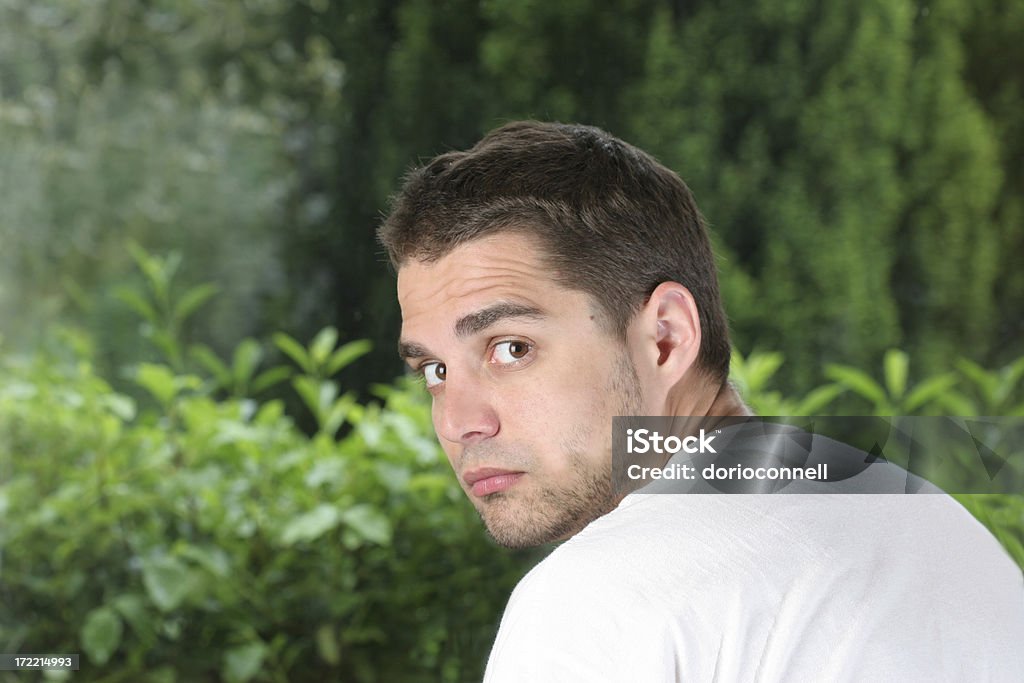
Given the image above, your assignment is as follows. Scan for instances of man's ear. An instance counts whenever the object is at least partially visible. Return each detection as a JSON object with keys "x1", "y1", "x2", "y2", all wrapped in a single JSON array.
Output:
[{"x1": 629, "y1": 282, "x2": 702, "y2": 386}]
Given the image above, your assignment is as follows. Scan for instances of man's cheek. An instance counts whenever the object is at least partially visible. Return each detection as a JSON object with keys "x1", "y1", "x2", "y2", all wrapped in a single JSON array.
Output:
[
  {"x1": 440, "y1": 444, "x2": 460, "y2": 470},
  {"x1": 430, "y1": 408, "x2": 451, "y2": 447}
]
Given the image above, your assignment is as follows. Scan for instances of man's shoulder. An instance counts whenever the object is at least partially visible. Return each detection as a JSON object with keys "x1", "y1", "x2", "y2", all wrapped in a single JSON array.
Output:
[
  {"x1": 505, "y1": 494, "x2": 810, "y2": 611},
  {"x1": 486, "y1": 493, "x2": 1024, "y2": 682},
  {"x1": 514, "y1": 491, "x2": 1021, "y2": 603}
]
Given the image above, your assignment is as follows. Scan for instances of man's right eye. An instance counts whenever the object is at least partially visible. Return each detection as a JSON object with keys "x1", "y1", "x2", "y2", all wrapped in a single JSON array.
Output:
[{"x1": 421, "y1": 362, "x2": 446, "y2": 388}]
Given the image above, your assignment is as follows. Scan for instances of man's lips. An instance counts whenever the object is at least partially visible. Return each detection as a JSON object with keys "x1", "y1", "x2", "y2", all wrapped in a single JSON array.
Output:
[{"x1": 462, "y1": 467, "x2": 526, "y2": 497}]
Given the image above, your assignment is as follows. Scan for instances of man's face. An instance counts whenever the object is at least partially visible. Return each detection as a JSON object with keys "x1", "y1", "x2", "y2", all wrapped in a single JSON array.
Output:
[{"x1": 397, "y1": 232, "x2": 643, "y2": 548}]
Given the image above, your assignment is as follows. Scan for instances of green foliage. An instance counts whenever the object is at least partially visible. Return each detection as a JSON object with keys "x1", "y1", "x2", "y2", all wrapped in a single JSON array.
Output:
[
  {"x1": 952, "y1": 357, "x2": 1024, "y2": 416},
  {"x1": 732, "y1": 347, "x2": 1024, "y2": 502},
  {"x1": 631, "y1": 0, "x2": 1016, "y2": 391},
  {"x1": 729, "y1": 349, "x2": 844, "y2": 415},
  {"x1": 0, "y1": 1, "x2": 290, "y2": 374},
  {"x1": 3, "y1": 0, "x2": 1021, "y2": 399},
  {"x1": 824, "y1": 349, "x2": 962, "y2": 415},
  {"x1": 82, "y1": 606, "x2": 124, "y2": 666},
  {"x1": 274, "y1": 328, "x2": 372, "y2": 437},
  {"x1": 112, "y1": 243, "x2": 219, "y2": 372},
  {"x1": 191, "y1": 340, "x2": 292, "y2": 400},
  {"x1": 0, "y1": 335, "x2": 530, "y2": 683}
]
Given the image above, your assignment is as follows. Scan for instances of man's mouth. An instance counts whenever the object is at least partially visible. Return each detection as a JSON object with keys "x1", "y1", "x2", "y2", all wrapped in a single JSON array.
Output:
[{"x1": 461, "y1": 467, "x2": 526, "y2": 497}]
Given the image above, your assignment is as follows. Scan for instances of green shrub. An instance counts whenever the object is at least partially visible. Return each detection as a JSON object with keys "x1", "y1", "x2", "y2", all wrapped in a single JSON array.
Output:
[{"x1": 0, "y1": 335, "x2": 533, "y2": 682}]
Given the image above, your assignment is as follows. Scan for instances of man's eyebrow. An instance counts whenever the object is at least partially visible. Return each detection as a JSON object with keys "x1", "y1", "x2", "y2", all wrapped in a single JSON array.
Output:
[
  {"x1": 398, "y1": 340, "x2": 432, "y2": 362},
  {"x1": 397, "y1": 302, "x2": 546, "y2": 362},
  {"x1": 454, "y1": 302, "x2": 546, "y2": 338}
]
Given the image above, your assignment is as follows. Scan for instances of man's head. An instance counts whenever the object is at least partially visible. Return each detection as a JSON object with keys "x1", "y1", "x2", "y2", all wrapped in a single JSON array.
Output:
[
  {"x1": 379, "y1": 121, "x2": 730, "y2": 378},
  {"x1": 380, "y1": 121, "x2": 733, "y2": 547}
]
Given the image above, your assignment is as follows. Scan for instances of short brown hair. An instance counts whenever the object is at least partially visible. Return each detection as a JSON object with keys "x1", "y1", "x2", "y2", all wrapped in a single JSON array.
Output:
[{"x1": 378, "y1": 121, "x2": 732, "y2": 381}]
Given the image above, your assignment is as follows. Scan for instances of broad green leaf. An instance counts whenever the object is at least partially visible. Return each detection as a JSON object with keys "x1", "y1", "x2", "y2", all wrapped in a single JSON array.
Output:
[
  {"x1": 231, "y1": 339, "x2": 263, "y2": 386},
  {"x1": 325, "y1": 339, "x2": 372, "y2": 376},
  {"x1": 81, "y1": 606, "x2": 123, "y2": 665},
  {"x1": 280, "y1": 504, "x2": 341, "y2": 545},
  {"x1": 178, "y1": 544, "x2": 231, "y2": 578},
  {"x1": 100, "y1": 394, "x2": 137, "y2": 421},
  {"x1": 251, "y1": 366, "x2": 291, "y2": 394},
  {"x1": 825, "y1": 364, "x2": 888, "y2": 408},
  {"x1": 256, "y1": 399, "x2": 285, "y2": 424},
  {"x1": 150, "y1": 329, "x2": 183, "y2": 367},
  {"x1": 191, "y1": 344, "x2": 232, "y2": 387},
  {"x1": 346, "y1": 402, "x2": 366, "y2": 425},
  {"x1": 161, "y1": 618, "x2": 183, "y2": 641},
  {"x1": 126, "y1": 240, "x2": 150, "y2": 267},
  {"x1": 903, "y1": 373, "x2": 959, "y2": 413},
  {"x1": 883, "y1": 349, "x2": 909, "y2": 400},
  {"x1": 745, "y1": 351, "x2": 785, "y2": 392},
  {"x1": 127, "y1": 242, "x2": 162, "y2": 289},
  {"x1": 305, "y1": 457, "x2": 348, "y2": 488},
  {"x1": 173, "y1": 283, "x2": 219, "y2": 324},
  {"x1": 318, "y1": 381, "x2": 340, "y2": 414},
  {"x1": 956, "y1": 358, "x2": 997, "y2": 403},
  {"x1": 273, "y1": 332, "x2": 312, "y2": 374},
  {"x1": 728, "y1": 348, "x2": 750, "y2": 392},
  {"x1": 375, "y1": 462, "x2": 413, "y2": 494},
  {"x1": 135, "y1": 364, "x2": 178, "y2": 406},
  {"x1": 316, "y1": 624, "x2": 340, "y2": 666},
  {"x1": 934, "y1": 391, "x2": 977, "y2": 416},
  {"x1": 310, "y1": 326, "x2": 339, "y2": 366},
  {"x1": 995, "y1": 356, "x2": 1024, "y2": 406},
  {"x1": 162, "y1": 251, "x2": 184, "y2": 287},
  {"x1": 794, "y1": 384, "x2": 844, "y2": 415},
  {"x1": 321, "y1": 392, "x2": 356, "y2": 437},
  {"x1": 369, "y1": 382, "x2": 397, "y2": 401},
  {"x1": 340, "y1": 504, "x2": 392, "y2": 546},
  {"x1": 223, "y1": 641, "x2": 266, "y2": 683},
  {"x1": 141, "y1": 556, "x2": 193, "y2": 612},
  {"x1": 292, "y1": 376, "x2": 323, "y2": 421},
  {"x1": 111, "y1": 594, "x2": 152, "y2": 640},
  {"x1": 1004, "y1": 356, "x2": 1024, "y2": 385},
  {"x1": 113, "y1": 286, "x2": 158, "y2": 324}
]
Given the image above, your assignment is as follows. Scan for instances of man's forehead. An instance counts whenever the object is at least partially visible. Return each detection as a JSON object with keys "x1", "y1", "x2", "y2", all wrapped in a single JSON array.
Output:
[{"x1": 396, "y1": 233, "x2": 558, "y2": 313}]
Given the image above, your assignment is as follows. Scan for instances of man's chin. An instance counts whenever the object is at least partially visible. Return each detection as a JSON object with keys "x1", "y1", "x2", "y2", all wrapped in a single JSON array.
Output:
[
  {"x1": 483, "y1": 523, "x2": 562, "y2": 550},
  {"x1": 477, "y1": 499, "x2": 593, "y2": 549}
]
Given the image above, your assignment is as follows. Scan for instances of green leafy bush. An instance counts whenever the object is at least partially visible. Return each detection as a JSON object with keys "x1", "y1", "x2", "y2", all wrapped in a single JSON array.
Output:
[{"x1": 0, "y1": 334, "x2": 533, "y2": 682}]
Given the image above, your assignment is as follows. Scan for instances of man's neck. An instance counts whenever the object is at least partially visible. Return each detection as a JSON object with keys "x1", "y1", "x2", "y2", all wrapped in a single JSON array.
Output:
[{"x1": 665, "y1": 375, "x2": 753, "y2": 420}]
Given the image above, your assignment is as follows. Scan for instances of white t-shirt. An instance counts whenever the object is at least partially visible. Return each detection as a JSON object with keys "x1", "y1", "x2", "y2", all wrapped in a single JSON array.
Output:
[{"x1": 483, "y1": 494, "x2": 1024, "y2": 682}]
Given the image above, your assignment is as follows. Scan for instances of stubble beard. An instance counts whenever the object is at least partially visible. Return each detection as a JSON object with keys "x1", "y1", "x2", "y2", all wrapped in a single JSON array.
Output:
[{"x1": 472, "y1": 353, "x2": 643, "y2": 549}]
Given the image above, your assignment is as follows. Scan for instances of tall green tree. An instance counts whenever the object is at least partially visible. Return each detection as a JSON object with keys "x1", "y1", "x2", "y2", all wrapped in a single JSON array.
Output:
[
  {"x1": 962, "y1": 0, "x2": 1024, "y2": 361},
  {"x1": 2, "y1": 0, "x2": 1019, "y2": 398},
  {"x1": 629, "y1": 0, "x2": 1009, "y2": 392}
]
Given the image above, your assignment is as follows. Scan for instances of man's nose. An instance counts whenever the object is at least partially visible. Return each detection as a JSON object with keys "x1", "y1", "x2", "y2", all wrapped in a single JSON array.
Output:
[{"x1": 434, "y1": 378, "x2": 499, "y2": 446}]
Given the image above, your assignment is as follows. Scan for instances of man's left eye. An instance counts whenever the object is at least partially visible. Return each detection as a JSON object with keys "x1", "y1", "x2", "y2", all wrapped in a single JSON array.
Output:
[{"x1": 490, "y1": 340, "x2": 532, "y2": 364}]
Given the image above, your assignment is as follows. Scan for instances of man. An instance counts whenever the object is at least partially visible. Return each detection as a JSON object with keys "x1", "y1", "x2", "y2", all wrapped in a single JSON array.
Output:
[{"x1": 378, "y1": 121, "x2": 1024, "y2": 681}]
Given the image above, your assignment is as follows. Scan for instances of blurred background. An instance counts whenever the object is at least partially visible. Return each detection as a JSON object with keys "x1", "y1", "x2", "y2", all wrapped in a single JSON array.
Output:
[{"x1": 1, "y1": 1, "x2": 1022, "y2": 681}]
